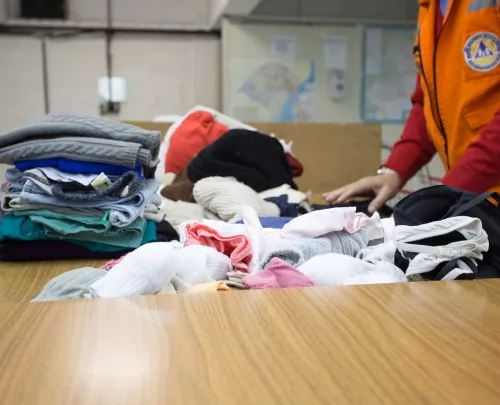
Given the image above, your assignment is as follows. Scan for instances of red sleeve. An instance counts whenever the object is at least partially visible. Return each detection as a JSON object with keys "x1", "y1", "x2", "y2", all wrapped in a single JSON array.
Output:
[
  {"x1": 384, "y1": 74, "x2": 436, "y2": 184},
  {"x1": 442, "y1": 111, "x2": 500, "y2": 193}
]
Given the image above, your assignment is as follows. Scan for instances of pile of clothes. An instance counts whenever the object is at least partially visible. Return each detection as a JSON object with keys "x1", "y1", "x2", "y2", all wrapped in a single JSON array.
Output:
[
  {"x1": 0, "y1": 113, "x2": 179, "y2": 261},
  {"x1": 32, "y1": 186, "x2": 496, "y2": 301},
  {"x1": 156, "y1": 106, "x2": 308, "y2": 226},
  {"x1": 20, "y1": 107, "x2": 500, "y2": 301}
]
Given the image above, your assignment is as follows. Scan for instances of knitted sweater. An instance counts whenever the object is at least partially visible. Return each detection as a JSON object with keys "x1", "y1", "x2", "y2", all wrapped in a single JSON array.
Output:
[
  {"x1": 188, "y1": 129, "x2": 297, "y2": 192},
  {"x1": 0, "y1": 113, "x2": 161, "y2": 159},
  {"x1": 0, "y1": 137, "x2": 153, "y2": 168}
]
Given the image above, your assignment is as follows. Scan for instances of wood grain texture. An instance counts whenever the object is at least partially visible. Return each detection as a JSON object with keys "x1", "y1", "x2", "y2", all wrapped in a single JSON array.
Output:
[
  {"x1": 1, "y1": 280, "x2": 500, "y2": 404},
  {"x1": 0, "y1": 260, "x2": 105, "y2": 302}
]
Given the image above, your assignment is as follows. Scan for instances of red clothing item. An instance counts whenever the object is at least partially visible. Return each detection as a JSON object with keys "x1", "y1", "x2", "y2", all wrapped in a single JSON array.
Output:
[
  {"x1": 385, "y1": 4, "x2": 500, "y2": 193},
  {"x1": 165, "y1": 111, "x2": 229, "y2": 174},
  {"x1": 184, "y1": 223, "x2": 252, "y2": 272}
]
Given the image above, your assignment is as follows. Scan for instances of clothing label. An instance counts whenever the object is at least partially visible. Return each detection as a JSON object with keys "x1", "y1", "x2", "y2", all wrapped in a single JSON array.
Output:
[
  {"x1": 91, "y1": 172, "x2": 112, "y2": 190},
  {"x1": 464, "y1": 32, "x2": 500, "y2": 72}
]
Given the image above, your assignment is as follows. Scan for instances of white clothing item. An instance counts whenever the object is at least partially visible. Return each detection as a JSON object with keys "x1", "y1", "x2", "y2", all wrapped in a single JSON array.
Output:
[
  {"x1": 183, "y1": 208, "x2": 274, "y2": 273},
  {"x1": 357, "y1": 241, "x2": 397, "y2": 265},
  {"x1": 242, "y1": 205, "x2": 269, "y2": 273},
  {"x1": 160, "y1": 172, "x2": 176, "y2": 188},
  {"x1": 171, "y1": 245, "x2": 232, "y2": 286},
  {"x1": 281, "y1": 207, "x2": 384, "y2": 242},
  {"x1": 160, "y1": 198, "x2": 208, "y2": 227},
  {"x1": 153, "y1": 115, "x2": 182, "y2": 122},
  {"x1": 239, "y1": 206, "x2": 369, "y2": 273},
  {"x1": 29, "y1": 167, "x2": 98, "y2": 186},
  {"x1": 143, "y1": 203, "x2": 166, "y2": 222},
  {"x1": 259, "y1": 184, "x2": 307, "y2": 204},
  {"x1": 343, "y1": 263, "x2": 408, "y2": 286},
  {"x1": 193, "y1": 177, "x2": 280, "y2": 222},
  {"x1": 90, "y1": 242, "x2": 182, "y2": 298},
  {"x1": 381, "y1": 217, "x2": 396, "y2": 242},
  {"x1": 297, "y1": 253, "x2": 407, "y2": 286},
  {"x1": 395, "y1": 216, "x2": 489, "y2": 280}
]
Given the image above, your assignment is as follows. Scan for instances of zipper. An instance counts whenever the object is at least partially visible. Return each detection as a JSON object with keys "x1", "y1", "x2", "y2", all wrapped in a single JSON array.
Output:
[
  {"x1": 432, "y1": 30, "x2": 450, "y2": 169},
  {"x1": 417, "y1": 33, "x2": 450, "y2": 170}
]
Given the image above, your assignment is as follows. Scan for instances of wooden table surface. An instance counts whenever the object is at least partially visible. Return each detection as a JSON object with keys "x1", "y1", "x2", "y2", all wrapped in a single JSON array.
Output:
[
  {"x1": 0, "y1": 259, "x2": 106, "y2": 302},
  {"x1": 1, "y1": 280, "x2": 500, "y2": 404}
]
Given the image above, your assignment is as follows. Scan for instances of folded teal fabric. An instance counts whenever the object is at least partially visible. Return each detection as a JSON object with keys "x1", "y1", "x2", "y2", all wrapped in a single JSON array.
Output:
[
  {"x1": 13, "y1": 209, "x2": 112, "y2": 232},
  {"x1": 0, "y1": 214, "x2": 156, "y2": 251}
]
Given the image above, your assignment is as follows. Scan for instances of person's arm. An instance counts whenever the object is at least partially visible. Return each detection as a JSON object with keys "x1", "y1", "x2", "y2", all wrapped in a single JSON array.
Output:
[
  {"x1": 384, "y1": 73, "x2": 436, "y2": 183},
  {"x1": 442, "y1": 111, "x2": 500, "y2": 193},
  {"x1": 323, "y1": 74, "x2": 435, "y2": 212}
]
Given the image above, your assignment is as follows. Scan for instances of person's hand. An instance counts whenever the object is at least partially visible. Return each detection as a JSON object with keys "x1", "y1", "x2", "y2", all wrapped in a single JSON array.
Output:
[{"x1": 322, "y1": 172, "x2": 403, "y2": 213}]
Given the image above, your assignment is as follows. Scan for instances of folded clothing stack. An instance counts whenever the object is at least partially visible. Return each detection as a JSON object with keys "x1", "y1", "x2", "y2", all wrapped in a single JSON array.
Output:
[{"x1": 0, "y1": 113, "x2": 178, "y2": 261}]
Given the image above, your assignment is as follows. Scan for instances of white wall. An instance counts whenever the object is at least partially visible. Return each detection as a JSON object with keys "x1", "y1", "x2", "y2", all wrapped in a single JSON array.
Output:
[
  {"x1": 68, "y1": 0, "x2": 211, "y2": 28},
  {"x1": 0, "y1": 33, "x2": 220, "y2": 132},
  {"x1": 0, "y1": 0, "x2": 6, "y2": 22},
  {"x1": 252, "y1": 0, "x2": 418, "y2": 22},
  {"x1": 0, "y1": 36, "x2": 45, "y2": 131}
]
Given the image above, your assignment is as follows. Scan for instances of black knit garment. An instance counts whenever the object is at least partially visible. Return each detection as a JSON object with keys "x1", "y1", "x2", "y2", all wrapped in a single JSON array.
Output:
[{"x1": 187, "y1": 129, "x2": 297, "y2": 192}]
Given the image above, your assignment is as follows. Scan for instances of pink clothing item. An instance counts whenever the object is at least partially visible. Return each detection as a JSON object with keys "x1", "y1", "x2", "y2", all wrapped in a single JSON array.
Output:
[
  {"x1": 184, "y1": 223, "x2": 252, "y2": 272},
  {"x1": 242, "y1": 258, "x2": 316, "y2": 289},
  {"x1": 100, "y1": 256, "x2": 125, "y2": 270},
  {"x1": 280, "y1": 207, "x2": 381, "y2": 239}
]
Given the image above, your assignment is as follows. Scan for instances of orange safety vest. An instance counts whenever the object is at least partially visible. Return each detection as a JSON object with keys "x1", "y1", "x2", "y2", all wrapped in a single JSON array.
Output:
[{"x1": 414, "y1": 0, "x2": 500, "y2": 193}]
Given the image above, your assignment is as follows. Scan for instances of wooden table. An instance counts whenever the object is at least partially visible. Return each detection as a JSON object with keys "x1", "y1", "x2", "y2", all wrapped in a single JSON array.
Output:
[
  {"x1": 0, "y1": 259, "x2": 106, "y2": 302},
  {"x1": 1, "y1": 280, "x2": 500, "y2": 404}
]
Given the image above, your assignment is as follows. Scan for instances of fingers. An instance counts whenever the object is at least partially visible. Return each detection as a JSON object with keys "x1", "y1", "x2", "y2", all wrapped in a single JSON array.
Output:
[
  {"x1": 323, "y1": 178, "x2": 374, "y2": 203},
  {"x1": 323, "y1": 185, "x2": 363, "y2": 204},
  {"x1": 335, "y1": 187, "x2": 360, "y2": 204},
  {"x1": 368, "y1": 185, "x2": 394, "y2": 213},
  {"x1": 323, "y1": 187, "x2": 346, "y2": 202}
]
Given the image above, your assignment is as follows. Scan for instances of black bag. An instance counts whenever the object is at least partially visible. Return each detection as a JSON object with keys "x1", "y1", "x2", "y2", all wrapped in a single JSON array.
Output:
[{"x1": 393, "y1": 185, "x2": 500, "y2": 280}]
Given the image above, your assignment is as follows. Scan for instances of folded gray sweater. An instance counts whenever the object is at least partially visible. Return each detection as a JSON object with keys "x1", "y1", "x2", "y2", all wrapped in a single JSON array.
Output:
[
  {"x1": 0, "y1": 113, "x2": 161, "y2": 159},
  {"x1": 0, "y1": 137, "x2": 153, "y2": 168}
]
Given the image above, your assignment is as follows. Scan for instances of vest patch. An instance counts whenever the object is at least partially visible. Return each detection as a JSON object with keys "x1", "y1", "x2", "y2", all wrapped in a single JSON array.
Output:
[{"x1": 464, "y1": 32, "x2": 500, "y2": 72}]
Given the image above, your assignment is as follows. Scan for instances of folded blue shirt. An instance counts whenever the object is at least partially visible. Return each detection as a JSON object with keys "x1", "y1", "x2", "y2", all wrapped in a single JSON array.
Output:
[{"x1": 15, "y1": 158, "x2": 143, "y2": 178}]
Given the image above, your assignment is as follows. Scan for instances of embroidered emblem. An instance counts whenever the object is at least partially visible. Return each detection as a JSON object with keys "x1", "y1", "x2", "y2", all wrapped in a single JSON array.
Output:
[{"x1": 464, "y1": 32, "x2": 500, "y2": 72}]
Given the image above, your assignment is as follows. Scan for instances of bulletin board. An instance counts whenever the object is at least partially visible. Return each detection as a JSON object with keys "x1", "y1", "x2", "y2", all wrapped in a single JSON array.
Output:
[
  {"x1": 221, "y1": 19, "x2": 363, "y2": 123},
  {"x1": 361, "y1": 26, "x2": 417, "y2": 123}
]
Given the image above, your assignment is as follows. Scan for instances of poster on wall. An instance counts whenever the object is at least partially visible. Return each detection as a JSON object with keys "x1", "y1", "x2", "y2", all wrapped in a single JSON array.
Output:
[
  {"x1": 271, "y1": 36, "x2": 296, "y2": 61},
  {"x1": 361, "y1": 27, "x2": 415, "y2": 123},
  {"x1": 323, "y1": 35, "x2": 348, "y2": 70},
  {"x1": 228, "y1": 59, "x2": 317, "y2": 122}
]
